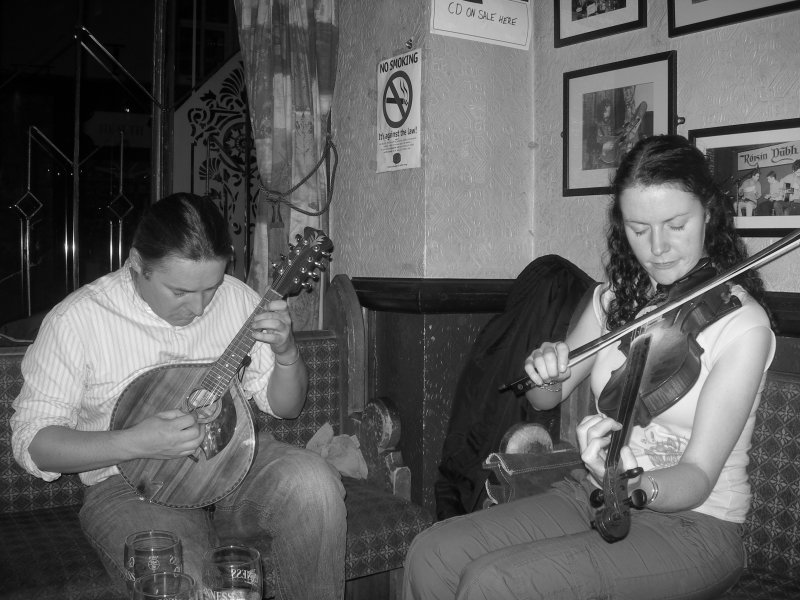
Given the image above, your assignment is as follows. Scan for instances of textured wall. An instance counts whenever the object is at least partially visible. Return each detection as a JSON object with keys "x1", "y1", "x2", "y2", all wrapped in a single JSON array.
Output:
[
  {"x1": 533, "y1": 1, "x2": 800, "y2": 290},
  {"x1": 331, "y1": 0, "x2": 533, "y2": 279},
  {"x1": 332, "y1": 1, "x2": 799, "y2": 288}
]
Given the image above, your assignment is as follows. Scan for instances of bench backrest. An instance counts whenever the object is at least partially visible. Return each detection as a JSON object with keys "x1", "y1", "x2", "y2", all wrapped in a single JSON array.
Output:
[{"x1": 744, "y1": 369, "x2": 800, "y2": 578}]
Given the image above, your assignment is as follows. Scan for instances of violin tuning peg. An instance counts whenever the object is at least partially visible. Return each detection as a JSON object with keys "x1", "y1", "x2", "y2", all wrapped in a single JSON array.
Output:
[
  {"x1": 629, "y1": 489, "x2": 647, "y2": 510},
  {"x1": 589, "y1": 488, "x2": 605, "y2": 508},
  {"x1": 622, "y1": 467, "x2": 643, "y2": 480}
]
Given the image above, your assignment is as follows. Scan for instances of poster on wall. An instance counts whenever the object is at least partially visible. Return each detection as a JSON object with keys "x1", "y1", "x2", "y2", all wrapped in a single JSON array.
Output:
[
  {"x1": 376, "y1": 49, "x2": 422, "y2": 173},
  {"x1": 668, "y1": 0, "x2": 800, "y2": 37},
  {"x1": 430, "y1": 0, "x2": 532, "y2": 50},
  {"x1": 563, "y1": 52, "x2": 676, "y2": 196},
  {"x1": 689, "y1": 119, "x2": 800, "y2": 235}
]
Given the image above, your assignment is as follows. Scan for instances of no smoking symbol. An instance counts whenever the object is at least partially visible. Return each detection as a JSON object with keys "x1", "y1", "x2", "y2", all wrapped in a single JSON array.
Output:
[{"x1": 383, "y1": 71, "x2": 413, "y2": 129}]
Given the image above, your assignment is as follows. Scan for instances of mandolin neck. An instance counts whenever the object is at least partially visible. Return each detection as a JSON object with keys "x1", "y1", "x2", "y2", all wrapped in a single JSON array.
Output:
[{"x1": 200, "y1": 287, "x2": 284, "y2": 396}]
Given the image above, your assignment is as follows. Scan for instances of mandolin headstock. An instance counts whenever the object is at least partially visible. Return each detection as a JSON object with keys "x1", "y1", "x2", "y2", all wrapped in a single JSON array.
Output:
[{"x1": 270, "y1": 227, "x2": 333, "y2": 298}]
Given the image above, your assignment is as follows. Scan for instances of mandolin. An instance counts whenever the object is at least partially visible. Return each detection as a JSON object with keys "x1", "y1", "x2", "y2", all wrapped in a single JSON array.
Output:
[{"x1": 110, "y1": 228, "x2": 333, "y2": 508}]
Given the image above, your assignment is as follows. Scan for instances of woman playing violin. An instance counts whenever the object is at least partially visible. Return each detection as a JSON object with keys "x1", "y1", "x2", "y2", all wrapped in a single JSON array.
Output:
[{"x1": 402, "y1": 134, "x2": 775, "y2": 599}]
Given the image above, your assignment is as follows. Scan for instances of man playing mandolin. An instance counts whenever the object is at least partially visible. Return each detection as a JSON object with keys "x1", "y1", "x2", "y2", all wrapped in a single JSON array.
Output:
[
  {"x1": 403, "y1": 135, "x2": 775, "y2": 599},
  {"x1": 11, "y1": 193, "x2": 346, "y2": 599}
]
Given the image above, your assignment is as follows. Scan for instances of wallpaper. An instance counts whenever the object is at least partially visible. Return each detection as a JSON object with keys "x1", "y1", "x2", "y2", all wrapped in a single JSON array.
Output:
[
  {"x1": 534, "y1": 1, "x2": 800, "y2": 291},
  {"x1": 332, "y1": 0, "x2": 533, "y2": 279},
  {"x1": 332, "y1": 0, "x2": 800, "y2": 289}
]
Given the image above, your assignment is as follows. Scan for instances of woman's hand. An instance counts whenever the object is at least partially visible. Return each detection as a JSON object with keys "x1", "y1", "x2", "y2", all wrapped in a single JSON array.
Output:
[
  {"x1": 523, "y1": 341, "x2": 571, "y2": 387},
  {"x1": 576, "y1": 413, "x2": 638, "y2": 485}
]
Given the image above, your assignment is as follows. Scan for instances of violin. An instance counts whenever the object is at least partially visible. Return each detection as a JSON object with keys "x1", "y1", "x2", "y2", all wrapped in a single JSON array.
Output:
[
  {"x1": 497, "y1": 228, "x2": 800, "y2": 542},
  {"x1": 589, "y1": 261, "x2": 740, "y2": 543},
  {"x1": 596, "y1": 260, "x2": 740, "y2": 428}
]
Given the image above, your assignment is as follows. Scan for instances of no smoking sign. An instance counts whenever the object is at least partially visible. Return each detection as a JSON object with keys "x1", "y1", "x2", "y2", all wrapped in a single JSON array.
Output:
[{"x1": 376, "y1": 49, "x2": 421, "y2": 172}]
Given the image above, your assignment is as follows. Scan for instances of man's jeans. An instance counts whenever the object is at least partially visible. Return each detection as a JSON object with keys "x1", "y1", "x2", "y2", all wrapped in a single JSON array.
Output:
[{"x1": 80, "y1": 432, "x2": 347, "y2": 600}]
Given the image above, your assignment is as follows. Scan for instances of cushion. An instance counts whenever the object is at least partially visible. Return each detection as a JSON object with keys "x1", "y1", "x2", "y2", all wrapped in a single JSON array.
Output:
[
  {"x1": 0, "y1": 347, "x2": 87, "y2": 513},
  {"x1": 222, "y1": 477, "x2": 434, "y2": 596},
  {"x1": 0, "y1": 505, "x2": 120, "y2": 600},
  {"x1": 722, "y1": 569, "x2": 800, "y2": 599},
  {"x1": 0, "y1": 479, "x2": 433, "y2": 600},
  {"x1": 339, "y1": 477, "x2": 432, "y2": 579},
  {"x1": 742, "y1": 371, "x2": 800, "y2": 580}
]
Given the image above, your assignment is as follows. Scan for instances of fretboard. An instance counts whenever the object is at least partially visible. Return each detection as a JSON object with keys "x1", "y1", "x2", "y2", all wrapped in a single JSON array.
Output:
[{"x1": 201, "y1": 287, "x2": 283, "y2": 395}]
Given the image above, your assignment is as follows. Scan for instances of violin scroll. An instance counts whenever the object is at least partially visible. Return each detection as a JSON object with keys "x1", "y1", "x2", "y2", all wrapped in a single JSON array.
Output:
[{"x1": 589, "y1": 466, "x2": 646, "y2": 543}]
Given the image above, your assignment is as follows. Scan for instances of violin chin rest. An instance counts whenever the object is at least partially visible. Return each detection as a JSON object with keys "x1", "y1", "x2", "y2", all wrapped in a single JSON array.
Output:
[{"x1": 500, "y1": 422, "x2": 554, "y2": 454}]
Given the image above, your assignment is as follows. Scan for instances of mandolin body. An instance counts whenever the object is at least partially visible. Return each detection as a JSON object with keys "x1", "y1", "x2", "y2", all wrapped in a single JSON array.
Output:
[
  {"x1": 110, "y1": 362, "x2": 256, "y2": 509},
  {"x1": 109, "y1": 227, "x2": 332, "y2": 509}
]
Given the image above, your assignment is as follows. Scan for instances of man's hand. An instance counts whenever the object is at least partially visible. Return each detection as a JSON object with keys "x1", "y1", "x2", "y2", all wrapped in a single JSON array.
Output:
[
  {"x1": 125, "y1": 409, "x2": 205, "y2": 460},
  {"x1": 250, "y1": 299, "x2": 298, "y2": 360}
]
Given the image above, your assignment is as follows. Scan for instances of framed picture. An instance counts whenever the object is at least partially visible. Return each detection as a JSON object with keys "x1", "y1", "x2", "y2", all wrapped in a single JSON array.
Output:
[
  {"x1": 555, "y1": 0, "x2": 647, "y2": 48},
  {"x1": 563, "y1": 51, "x2": 676, "y2": 196},
  {"x1": 689, "y1": 119, "x2": 800, "y2": 236},
  {"x1": 668, "y1": 0, "x2": 800, "y2": 37}
]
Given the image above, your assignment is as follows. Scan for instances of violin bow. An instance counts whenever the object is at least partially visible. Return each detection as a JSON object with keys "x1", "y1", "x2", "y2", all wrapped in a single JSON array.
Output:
[{"x1": 500, "y1": 228, "x2": 800, "y2": 395}]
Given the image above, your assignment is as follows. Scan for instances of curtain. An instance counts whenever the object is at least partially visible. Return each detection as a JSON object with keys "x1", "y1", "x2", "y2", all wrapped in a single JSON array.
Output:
[{"x1": 234, "y1": 0, "x2": 337, "y2": 330}]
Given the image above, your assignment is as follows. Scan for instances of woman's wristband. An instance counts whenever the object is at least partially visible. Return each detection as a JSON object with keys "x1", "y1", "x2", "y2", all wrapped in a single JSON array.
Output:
[
  {"x1": 645, "y1": 474, "x2": 659, "y2": 506},
  {"x1": 539, "y1": 380, "x2": 562, "y2": 393},
  {"x1": 632, "y1": 473, "x2": 659, "y2": 508}
]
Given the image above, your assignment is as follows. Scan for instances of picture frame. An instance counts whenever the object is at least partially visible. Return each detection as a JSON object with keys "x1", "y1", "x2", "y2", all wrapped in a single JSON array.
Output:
[
  {"x1": 668, "y1": 0, "x2": 800, "y2": 38},
  {"x1": 689, "y1": 119, "x2": 800, "y2": 236},
  {"x1": 563, "y1": 51, "x2": 676, "y2": 197},
  {"x1": 555, "y1": 0, "x2": 647, "y2": 48}
]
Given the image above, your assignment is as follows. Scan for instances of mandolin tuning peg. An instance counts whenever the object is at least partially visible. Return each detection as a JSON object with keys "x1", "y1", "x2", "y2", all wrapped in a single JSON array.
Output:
[
  {"x1": 279, "y1": 253, "x2": 287, "y2": 261},
  {"x1": 301, "y1": 281, "x2": 313, "y2": 291},
  {"x1": 310, "y1": 273, "x2": 320, "y2": 281},
  {"x1": 314, "y1": 261, "x2": 327, "y2": 271}
]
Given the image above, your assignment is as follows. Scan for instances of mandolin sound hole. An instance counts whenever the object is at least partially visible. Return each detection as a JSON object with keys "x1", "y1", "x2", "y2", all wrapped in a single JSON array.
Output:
[{"x1": 183, "y1": 388, "x2": 222, "y2": 423}]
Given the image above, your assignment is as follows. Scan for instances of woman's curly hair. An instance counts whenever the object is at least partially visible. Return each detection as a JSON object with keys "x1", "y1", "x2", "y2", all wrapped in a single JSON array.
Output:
[{"x1": 604, "y1": 134, "x2": 767, "y2": 330}]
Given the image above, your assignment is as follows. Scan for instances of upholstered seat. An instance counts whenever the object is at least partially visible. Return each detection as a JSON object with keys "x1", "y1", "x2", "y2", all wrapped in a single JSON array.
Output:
[
  {"x1": 0, "y1": 478, "x2": 432, "y2": 600},
  {"x1": 0, "y1": 315, "x2": 433, "y2": 599}
]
